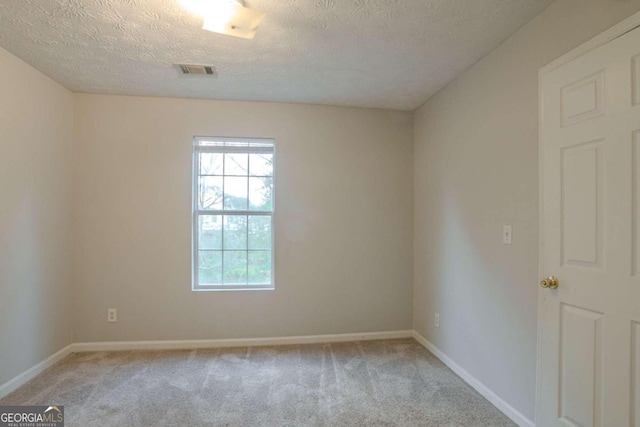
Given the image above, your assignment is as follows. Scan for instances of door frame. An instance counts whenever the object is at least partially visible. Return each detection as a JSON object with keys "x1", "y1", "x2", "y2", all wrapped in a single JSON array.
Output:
[{"x1": 535, "y1": 10, "x2": 640, "y2": 424}]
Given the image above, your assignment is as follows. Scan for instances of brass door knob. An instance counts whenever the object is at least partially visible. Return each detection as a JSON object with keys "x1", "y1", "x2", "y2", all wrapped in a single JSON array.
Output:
[{"x1": 540, "y1": 276, "x2": 559, "y2": 289}]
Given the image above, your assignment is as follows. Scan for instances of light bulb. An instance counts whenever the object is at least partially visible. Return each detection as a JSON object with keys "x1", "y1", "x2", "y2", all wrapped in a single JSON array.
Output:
[
  {"x1": 178, "y1": 0, "x2": 238, "y2": 18},
  {"x1": 178, "y1": 0, "x2": 265, "y2": 39}
]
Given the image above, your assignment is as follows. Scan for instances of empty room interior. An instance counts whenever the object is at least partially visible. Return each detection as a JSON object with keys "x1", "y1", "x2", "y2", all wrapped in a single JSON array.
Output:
[{"x1": 2, "y1": 0, "x2": 640, "y2": 425}]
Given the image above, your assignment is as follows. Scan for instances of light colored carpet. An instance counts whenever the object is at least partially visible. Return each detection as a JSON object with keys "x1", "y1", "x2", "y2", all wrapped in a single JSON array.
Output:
[{"x1": 1, "y1": 339, "x2": 515, "y2": 426}]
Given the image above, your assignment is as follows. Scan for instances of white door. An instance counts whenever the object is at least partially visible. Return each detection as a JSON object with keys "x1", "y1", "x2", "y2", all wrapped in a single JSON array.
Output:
[{"x1": 538, "y1": 24, "x2": 640, "y2": 427}]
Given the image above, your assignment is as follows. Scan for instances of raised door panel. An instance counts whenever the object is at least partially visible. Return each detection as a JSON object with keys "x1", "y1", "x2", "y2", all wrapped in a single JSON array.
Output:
[
  {"x1": 559, "y1": 304, "x2": 603, "y2": 427},
  {"x1": 633, "y1": 55, "x2": 640, "y2": 106},
  {"x1": 561, "y1": 72, "x2": 605, "y2": 127},
  {"x1": 561, "y1": 140, "x2": 603, "y2": 268},
  {"x1": 633, "y1": 322, "x2": 640, "y2": 427},
  {"x1": 634, "y1": 131, "x2": 640, "y2": 276}
]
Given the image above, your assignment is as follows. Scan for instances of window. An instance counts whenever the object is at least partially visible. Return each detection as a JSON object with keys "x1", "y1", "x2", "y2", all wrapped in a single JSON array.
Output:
[{"x1": 192, "y1": 137, "x2": 274, "y2": 291}]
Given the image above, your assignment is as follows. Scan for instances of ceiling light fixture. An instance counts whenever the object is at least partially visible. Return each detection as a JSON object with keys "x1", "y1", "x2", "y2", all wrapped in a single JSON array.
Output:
[{"x1": 179, "y1": 0, "x2": 266, "y2": 39}]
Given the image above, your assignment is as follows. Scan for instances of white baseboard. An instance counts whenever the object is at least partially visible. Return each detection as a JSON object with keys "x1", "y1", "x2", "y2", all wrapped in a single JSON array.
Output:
[
  {"x1": 411, "y1": 331, "x2": 535, "y2": 427},
  {"x1": 0, "y1": 344, "x2": 74, "y2": 400},
  {"x1": 71, "y1": 330, "x2": 413, "y2": 352}
]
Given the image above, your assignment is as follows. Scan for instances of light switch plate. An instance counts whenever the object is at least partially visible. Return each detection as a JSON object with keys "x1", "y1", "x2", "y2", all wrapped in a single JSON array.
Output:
[{"x1": 503, "y1": 225, "x2": 512, "y2": 245}]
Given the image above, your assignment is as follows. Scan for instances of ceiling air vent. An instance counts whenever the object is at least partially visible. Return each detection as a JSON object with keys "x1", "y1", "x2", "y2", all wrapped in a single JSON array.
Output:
[{"x1": 176, "y1": 64, "x2": 217, "y2": 76}]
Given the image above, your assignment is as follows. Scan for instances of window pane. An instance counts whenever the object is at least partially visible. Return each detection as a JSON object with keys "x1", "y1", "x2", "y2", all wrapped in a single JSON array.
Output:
[
  {"x1": 200, "y1": 153, "x2": 223, "y2": 175},
  {"x1": 249, "y1": 251, "x2": 271, "y2": 284},
  {"x1": 249, "y1": 177, "x2": 273, "y2": 211},
  {"x1": 224, "y1": 153, "x2": 248, "y2": 175},
  {"x1": 248, "y1": 216, "x2": 271, "y2": 250},
  {"x1": 223, "y1": 215, "x2": 247, "y2": 250},
  {"x1": 249, "y1": 153, "x2": 273, "y2": 177},
  {"x1": 224, "y1": 176, "x2": 248, "y2": 210},
  {"x1": 199, "y1": 251, "x2": 222, "y2": 285},
  {"x1": 224, "y1": 251, "x2": 247, "y2": 284},
  {"x1": 198, "y1": 215, "x2": 222, "y2": 249},
  {"x1": 199, "y1": 176, "x2": 223, "y2": 210}
]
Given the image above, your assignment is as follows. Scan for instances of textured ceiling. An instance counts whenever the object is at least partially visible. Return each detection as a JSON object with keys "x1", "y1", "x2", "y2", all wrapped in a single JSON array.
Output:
[{"x1": 0, "y1": 0, "x2": 553, "y2": 111}]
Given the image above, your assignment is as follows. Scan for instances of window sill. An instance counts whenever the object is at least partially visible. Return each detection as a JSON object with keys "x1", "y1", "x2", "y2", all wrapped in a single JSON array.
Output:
[{"x1": 192, "y1": 286, "x2": 275, "y2": 292}]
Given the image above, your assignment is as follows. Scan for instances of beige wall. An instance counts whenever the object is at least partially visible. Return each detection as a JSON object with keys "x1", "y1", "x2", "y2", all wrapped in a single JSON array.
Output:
[
  {"x1": 0, "y1": 47, "x2": 74, "y2": 385},
  {"x1": 413, "y1": 0, "x2": 640, "y2": 421},
  {"x1": 73, "y1": 94, "x2": 414, "y2": 342}
]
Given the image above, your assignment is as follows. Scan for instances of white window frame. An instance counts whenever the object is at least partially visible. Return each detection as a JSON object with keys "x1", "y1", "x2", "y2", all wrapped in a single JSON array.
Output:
[{"x1": 192, "y1": 136, "x2": 275, "y2": 291}]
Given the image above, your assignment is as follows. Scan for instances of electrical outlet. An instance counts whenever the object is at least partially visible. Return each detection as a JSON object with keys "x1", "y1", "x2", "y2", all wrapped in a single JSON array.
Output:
[
  {"x1": 107, "y1": 308, "x2": 117, "y2": 323},
  {"x1": 435, "y1": 313, "x2": 440, "y2": 328},
  {"x1": 503, "y1": 225, "x2": 512, "y2": 245}
]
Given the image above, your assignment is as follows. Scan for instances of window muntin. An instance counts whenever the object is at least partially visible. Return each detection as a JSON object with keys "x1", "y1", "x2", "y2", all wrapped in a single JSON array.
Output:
[{"x1": 193, "y1": 137, "x2": 274, "y2": 290}]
